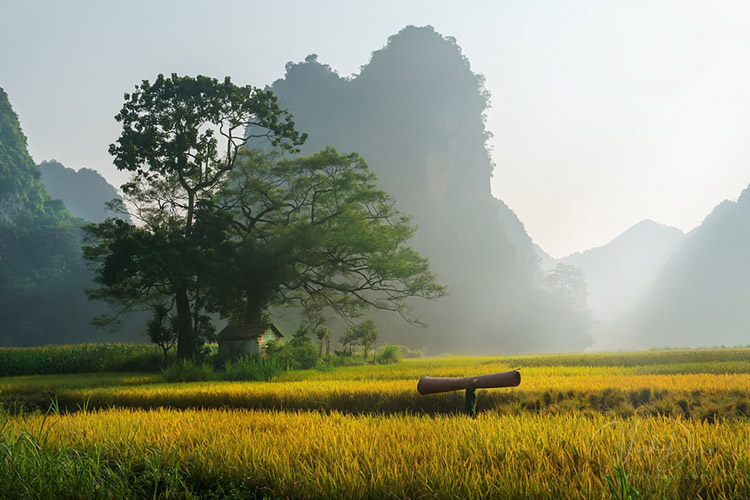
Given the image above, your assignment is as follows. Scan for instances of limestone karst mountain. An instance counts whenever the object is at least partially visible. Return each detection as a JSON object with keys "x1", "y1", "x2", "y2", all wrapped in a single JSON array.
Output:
[
  {"x1": 624, "y1": 186, "x2": 750, "y2": 348},
  {"x1": 259, "y1": 26, "x2": 592, "y2": 353},
  {"x1": 0, "y1": 87, "x2": 140, "y2": 345},
  {"x1": 38, "y1": 160, "x2": 127, "y2": 223}
]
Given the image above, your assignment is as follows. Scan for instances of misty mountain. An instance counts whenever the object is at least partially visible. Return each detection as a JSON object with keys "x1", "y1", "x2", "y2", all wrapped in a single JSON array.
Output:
[
  {"x1": 0, "y1": 87, "x2": 141, "y2": 346},
  {"x1": 38, "y1": 160, "x2": 126, "y2": 223},
  {"x1": 563, "y1": 220, "x2": 685, "y2": 323},
  {"x1": 260, "y1": 26, "x2": 592, "y2": 353},
  {"x1": 624, "y1": 187, "x2": 750, "y2": 348},
  {"x1": 495, "y1": 197, "x2": 547, "y2": 272}
]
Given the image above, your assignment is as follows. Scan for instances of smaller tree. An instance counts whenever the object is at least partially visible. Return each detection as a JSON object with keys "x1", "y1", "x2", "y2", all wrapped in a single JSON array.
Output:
[
  {"x1": 339, "y1": 327, "x2": 358, "y2": 355},
  {"x1": 357, "y1": 319, "x2": 378, "y2": 362},
  {"x1": 145, "y1": 302, "x2": 178, "y2": 360},
  {"x1": 544, "y1": 263, "x2": 589, "y2": 311},
  {"x1": 342, "y1": 318, "x2": 378, "y2": 361},
  {"x1": 314, "y1": 325, "x2": 333, "y2": 357},
  {"x1": 290, "y1": 324, "x2": 311, "y2": 347}
]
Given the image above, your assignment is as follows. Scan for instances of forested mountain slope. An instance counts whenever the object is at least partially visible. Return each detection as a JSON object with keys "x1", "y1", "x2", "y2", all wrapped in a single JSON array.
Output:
[
  {"x1": 0, "y1": 87, "x2": 140, "y2": 345},
  {"x1": 624, "y1": 186, "x2": 750, "y2": 347}
]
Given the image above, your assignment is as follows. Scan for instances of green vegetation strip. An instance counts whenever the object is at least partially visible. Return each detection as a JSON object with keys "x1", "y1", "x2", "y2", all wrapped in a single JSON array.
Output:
[{"x1": 0, "y1": 344, "x2": 165, "y2": 377}]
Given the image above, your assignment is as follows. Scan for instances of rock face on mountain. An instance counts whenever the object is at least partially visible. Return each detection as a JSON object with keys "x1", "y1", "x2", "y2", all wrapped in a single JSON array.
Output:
[
  {"x1": 262, "y1": 26, "x2": 591, "y2": 353},
  {"x1": 0, "y1": 87, "x2": 140, "y2": 346},
  {"x1": 624, "y1": 187, "x2": 750, "y2": 348},
  {"x1": 38, "y1": 160, "x2": 126, "y2": 223}
]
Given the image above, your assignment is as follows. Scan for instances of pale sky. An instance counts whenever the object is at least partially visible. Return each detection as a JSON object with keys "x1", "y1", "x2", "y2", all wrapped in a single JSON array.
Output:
[{"x1": 2, "y1": 0, "x2": 749, "y2": 258}]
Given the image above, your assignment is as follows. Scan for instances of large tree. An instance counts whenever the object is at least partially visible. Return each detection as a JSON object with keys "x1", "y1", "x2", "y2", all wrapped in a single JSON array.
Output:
[
  {"x1": 204, "y1": 147, "x2": 445, "y2": 339},
  {"x1": 85, "y1": 74, "x2": 305, "y2": 358}
]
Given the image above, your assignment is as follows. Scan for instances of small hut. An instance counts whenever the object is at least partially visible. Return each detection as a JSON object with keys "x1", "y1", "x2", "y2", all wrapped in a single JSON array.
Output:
[{"x1": 217, "y1": 323, "x2": 284, "y2": 361}]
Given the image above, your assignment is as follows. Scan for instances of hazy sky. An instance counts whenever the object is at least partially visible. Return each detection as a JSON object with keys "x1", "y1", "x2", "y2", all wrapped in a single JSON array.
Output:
[{"x1": 2, "y1": 0, "x2": 749, "y2": 257}]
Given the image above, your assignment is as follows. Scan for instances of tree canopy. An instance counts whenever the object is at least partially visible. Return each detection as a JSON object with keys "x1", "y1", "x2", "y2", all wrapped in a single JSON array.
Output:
[
  {"x1": 85, "y1": 74, "x2": 443, "y2": 358},
  {"x1": 86, "y1": 74, "x2": 306, "y2": 358},
  {"x1": 205, "y1": 148, "x2": 445, "y2": 335}
]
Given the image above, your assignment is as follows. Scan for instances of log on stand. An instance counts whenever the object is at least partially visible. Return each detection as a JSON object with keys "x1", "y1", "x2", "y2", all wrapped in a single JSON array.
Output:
[{"x1": 417, "y1": 370, "x2": 521, "y2": 417}]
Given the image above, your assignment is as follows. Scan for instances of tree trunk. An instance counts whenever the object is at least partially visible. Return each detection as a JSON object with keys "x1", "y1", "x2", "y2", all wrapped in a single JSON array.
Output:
[
  {"x1": 175, "y1": 283, "x2": 195, "y2": 359},
  {"x1": 243, "y1": 302, "x2": 265, "y2": 337}
]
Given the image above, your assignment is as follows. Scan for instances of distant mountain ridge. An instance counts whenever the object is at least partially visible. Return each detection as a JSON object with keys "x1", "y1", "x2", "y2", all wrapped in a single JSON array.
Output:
[
  {"x1": 38, "y1": 160, "x2": 126, "y2": 223},
  {"x1": 624, "y1": 185, "x2": 750, "y2": 348},
  {"x1": 563, "y1": 219, "x2": 685, "y2": 322}
]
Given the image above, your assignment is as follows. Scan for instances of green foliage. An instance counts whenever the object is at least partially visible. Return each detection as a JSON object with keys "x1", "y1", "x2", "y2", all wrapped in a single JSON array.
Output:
[
  {"x1": 289, "y1": 324, "x2": 311, "y2": 346},
  {"x1": 375, "y1": 344, "x2": 403, "y2": 365},
  {"x1": 161, "y1": 358, "x2": 216, "y2": 383},
  {"x1": 264, "y1": 340, "x2": 320, "y2": 370},
  {"x1": 314, "y1": 325, "x2": 333, "y2": 357},
  {"x1": 86, "y1": 74, "x2": 305, "y2": 359},
  {"x1": 144, "y1": 302, "x2": 178, "y2": 359},
  {"x1": 223, "y1": 355, "x2": 282, "y2": 382},
  {"x1": 343, "y1": 319, "x2": 378, "y2": 361},
  {"x1": 206, "y1": 148, "x2": 444, "y2": 340},
  {"x1": 0, "y1": 344, "x2": 165, "y2": 377},
  {"x1": 386, "y1": 344, "x2": 425, "y2": 358},
  {"x1": 0, "y1": 88, "x2": 70, "y2": 224},
  {"x1": 288, "y1": 342, "x2": 321, "y2": 370}
]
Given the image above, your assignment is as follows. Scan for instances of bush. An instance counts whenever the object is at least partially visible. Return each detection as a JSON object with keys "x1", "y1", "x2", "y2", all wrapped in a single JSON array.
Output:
[
  {"x1": 223, "y1": 356, "x2": 282, "y2": 382},
  {"x1": 265, "y1": 340, "x2": 320, "y2": 370},
  {"x1": 330, "y1": 351, "x2": 365, "y2": 366},
  {"x1": 161, "y1": 358, "x2": 216, "y2": 383},
  {"x1": 376, "y1": 345, "x2": 403, "y2": 365},
  {"x1": 289, "y1": 342, "x2": 320, "y2": 370},
  {"x1": 387, "y1": 344, "x2": 425, "y2": 358}
]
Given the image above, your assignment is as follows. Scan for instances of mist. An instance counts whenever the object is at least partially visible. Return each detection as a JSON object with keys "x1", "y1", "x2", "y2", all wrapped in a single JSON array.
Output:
[
  {"x1": 3, "y1": 12, "x2": 750, "y2": 354},
  {"x1": 252, "y1": 27, "x2": 592, "y2": 354}
]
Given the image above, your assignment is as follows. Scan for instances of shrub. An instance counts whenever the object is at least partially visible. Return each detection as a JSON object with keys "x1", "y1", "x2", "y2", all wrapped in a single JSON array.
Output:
[
  {"x1": 265, "y1": 340, "x2": 320, "y2": 370},
  {"x1": 223, "y1": 356, "x2": 282, "y2": 382},
  {"x1": 161, "y1": 358, "x2": 216, "y2": 383},
  {"x1": 387, "y1": 344, "x2": 425, "y2": 358},
  {"x1": 376, "y1": 345, "x2": 403, "y2": 365},
  {"x1": 289, "y1": 342, "x2": 320, "y2": 370}
]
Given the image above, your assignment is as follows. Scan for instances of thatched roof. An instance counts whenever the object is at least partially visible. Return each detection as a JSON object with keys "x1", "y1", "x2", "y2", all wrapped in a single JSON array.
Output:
[{"x1": 218, "y1": 323, "x2": 284, "y2": 341}]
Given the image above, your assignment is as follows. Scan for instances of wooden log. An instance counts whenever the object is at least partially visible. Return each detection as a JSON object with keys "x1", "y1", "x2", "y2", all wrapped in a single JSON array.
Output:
[{"x1": 417, "y1": 370, "x2": 521, "y2": 395}]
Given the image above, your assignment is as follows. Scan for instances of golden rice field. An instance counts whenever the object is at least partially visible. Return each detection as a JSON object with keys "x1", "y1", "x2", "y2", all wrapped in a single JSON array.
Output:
[{"x1": 2, "y1": 348, "x2": 750, "y2": 498}]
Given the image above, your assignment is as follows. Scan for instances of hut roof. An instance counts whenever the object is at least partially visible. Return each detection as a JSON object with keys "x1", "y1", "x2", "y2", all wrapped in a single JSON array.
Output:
[{"x1": 218, "y1": 323, "x2": 284, "y2": 341}]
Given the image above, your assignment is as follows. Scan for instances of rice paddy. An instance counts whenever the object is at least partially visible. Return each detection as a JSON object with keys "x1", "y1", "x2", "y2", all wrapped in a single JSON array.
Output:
[{"x1": 1, "y1": 347, "x2": 750, "y2": 498}]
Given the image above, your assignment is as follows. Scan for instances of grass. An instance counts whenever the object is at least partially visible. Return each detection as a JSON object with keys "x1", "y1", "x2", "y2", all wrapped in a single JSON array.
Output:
[
  {"x1": 2, "y1": 408, "x2": 750, "y2": 499},
  {"x1": 2, "y1": 347, "x2": 750, "y2": 498}
]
